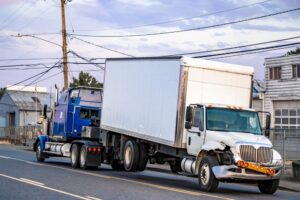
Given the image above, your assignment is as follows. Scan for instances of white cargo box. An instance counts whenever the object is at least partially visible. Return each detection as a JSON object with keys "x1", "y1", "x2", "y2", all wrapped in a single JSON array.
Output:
[{"x1": 101, "y1": 57, "x2": 254, "y2": 148}]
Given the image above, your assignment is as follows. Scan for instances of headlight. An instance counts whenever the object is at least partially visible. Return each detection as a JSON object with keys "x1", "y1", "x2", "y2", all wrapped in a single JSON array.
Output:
[{"x1": 271, "y1": 149, "x2": 283, "y2": 166}]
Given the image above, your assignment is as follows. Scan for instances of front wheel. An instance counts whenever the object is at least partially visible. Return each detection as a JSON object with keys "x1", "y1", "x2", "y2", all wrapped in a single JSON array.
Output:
[
  {"x1": 198, "y1": 156, "x2": 219, "y2": 192},
  {"x1": 36, "y1": 141, "x2": 45, "y2": 162},
  {"x1": 258, "y1": 179, "x2": 279, "y2": 194}
]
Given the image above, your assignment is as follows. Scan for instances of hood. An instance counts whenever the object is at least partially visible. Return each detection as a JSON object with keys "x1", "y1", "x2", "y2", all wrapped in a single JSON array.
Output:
[{"x1": 205, "y1": 130, "x2": 272, "y2": 148}]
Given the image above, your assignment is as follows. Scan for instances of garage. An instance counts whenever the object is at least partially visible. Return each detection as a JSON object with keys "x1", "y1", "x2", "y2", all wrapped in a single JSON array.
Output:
[{"x1": 273, "y1": 100, "x2": 300, "y2": 129}]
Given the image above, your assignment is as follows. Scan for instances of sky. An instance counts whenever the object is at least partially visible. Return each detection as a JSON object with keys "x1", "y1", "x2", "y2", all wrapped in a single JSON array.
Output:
[{"x1": 0, "y1": 0, "x2": 299, "y2": 92}]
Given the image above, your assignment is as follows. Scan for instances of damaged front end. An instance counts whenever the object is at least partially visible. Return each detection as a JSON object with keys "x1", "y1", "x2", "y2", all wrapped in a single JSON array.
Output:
[{"x1": 212, "y1": 142, "x2": 283, "y2": 181}]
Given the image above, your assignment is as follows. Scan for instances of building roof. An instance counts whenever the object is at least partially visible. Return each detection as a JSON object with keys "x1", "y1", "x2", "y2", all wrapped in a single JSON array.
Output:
[{"x1": 7, "y1": 90, "x2": 53, "y2": 111}]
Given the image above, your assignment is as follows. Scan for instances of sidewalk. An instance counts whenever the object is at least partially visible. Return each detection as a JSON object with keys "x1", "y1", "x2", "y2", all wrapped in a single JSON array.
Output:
[
  {"x1": 279, "y1": 162, "x2": 300, "y2": 192},
  {"x1": 147, "y1": 162, "x2": 300, "y2": 192}
]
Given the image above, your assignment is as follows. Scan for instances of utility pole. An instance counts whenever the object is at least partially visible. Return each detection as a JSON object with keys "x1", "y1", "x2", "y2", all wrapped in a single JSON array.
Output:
[{"x1": 60, "y1": 0, "x2": 68, "y2": 90}]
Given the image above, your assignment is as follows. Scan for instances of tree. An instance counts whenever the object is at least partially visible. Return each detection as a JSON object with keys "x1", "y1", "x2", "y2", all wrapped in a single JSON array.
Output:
[
  {"x1": 286, "y1": 47, "x2": 300, "y2": 56},
  {"x1": 69, "y1": 72, "x2": 102, "y2": 88},
  {"x1": 0, "y1": 88, "x2": 6, "y2": 99}
]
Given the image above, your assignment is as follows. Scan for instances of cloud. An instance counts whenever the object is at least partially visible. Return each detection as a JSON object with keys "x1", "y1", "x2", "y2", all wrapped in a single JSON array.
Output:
[{"x1": 117, "y1": 0, "x2": 162, "y2": 7}]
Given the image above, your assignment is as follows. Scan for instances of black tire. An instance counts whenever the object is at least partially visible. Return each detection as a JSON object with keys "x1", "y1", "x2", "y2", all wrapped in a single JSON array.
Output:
[
  {"x1": 137, "y1": 142, "x2": 148, "y2": 171},
  {"x1": 123, "y1": 140, "x2": 139, "y2": 172},
  {"x1": 71, "y1": 143, "x2": 80, "y2": 168},
  {"x1": 198, "y1": 156, "x2": 219, "y2": 192},
  {"x1": 36, "y1": 141, "x2": 45, "y2": 162},
  {"x1": 258, "y1": 179, "x2": 279, "y2": 194},
  {"x1": 79, "y1": 145, "x2": 88, "y2": 169}
]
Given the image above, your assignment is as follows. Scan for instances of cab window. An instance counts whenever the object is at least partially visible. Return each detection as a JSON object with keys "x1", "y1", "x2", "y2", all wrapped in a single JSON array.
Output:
[{"x1": 192, "y1": 107, "x2": 204, "y2": 131}]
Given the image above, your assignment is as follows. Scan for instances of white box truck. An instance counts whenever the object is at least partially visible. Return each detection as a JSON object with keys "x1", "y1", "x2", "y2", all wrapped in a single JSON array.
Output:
[{"x1": 99, "y1": 57, "x2": 282, "y2": 193}]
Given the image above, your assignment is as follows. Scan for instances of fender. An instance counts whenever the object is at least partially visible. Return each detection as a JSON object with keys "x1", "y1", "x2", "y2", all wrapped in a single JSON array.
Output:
[
  {"x1": 194, "y1": 141, "x2": 226, "y2": 175},
  {"x1": 71, "y1": 140, "x2": 101, "y2": 148},
  {"x1": 33, "y1": 135, "x2": 49, "y2": 151}
]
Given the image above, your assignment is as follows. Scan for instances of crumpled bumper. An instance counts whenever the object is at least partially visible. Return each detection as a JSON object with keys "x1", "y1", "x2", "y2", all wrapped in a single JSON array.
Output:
[{"x1": 212, "y1": 165, "x2": 282, "y2": 180}]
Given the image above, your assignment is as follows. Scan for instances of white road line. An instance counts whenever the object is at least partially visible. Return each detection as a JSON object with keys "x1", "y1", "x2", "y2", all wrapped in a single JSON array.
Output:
[
  {"x1": 26, "y1": 161, "x2": 43, "y2": 166},
  {"x1": 86, "y1": 195, "x2": 102, "y2": 200},
  {"x1": 0, "y1": 173, "x2": 95, "y2": 200},
  {"x1": 0, "y1": 154, "x2": 234, "y2": 200},
  {"x1": 0, "y1": 155, "x2": 10, "y2": 159},
  {"x1": 20, "y1": 178, "x2": 45, "y2": 185}
]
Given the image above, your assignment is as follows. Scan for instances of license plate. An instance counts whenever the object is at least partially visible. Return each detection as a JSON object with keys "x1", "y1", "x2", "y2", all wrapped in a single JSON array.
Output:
[{"x1": 237, "y1": 160, "x2": 275, "y2": 176}]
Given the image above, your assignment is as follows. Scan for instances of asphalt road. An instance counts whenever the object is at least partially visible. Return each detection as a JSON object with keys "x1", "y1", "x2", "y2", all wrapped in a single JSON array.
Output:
[{"x1": 0, "y1": 144, "x2": 299, "y2": 200}]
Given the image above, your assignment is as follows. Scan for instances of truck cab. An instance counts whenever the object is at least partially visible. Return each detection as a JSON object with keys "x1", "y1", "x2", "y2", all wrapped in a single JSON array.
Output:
[
  {"x1": 52, "y1": 87, "x2": 102, "y2": 140},
  {"x1": 184, "y1": 104, "x2": 282, "y2": 193},
  {"x1": 34, "y1": 87, "x2": 103, "y2": 169}
]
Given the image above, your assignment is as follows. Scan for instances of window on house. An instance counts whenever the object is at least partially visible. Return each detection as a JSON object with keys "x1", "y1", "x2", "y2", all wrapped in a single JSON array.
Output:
[
  {"x1": 269, "y1": 67, "x2": 281, "y2": 80},
  {"x1": 274, "y1": 109, "x2": 300, "y2": 129},
  {"x1": 292, "y1": 64, "x2": 300, "y2": 78}
]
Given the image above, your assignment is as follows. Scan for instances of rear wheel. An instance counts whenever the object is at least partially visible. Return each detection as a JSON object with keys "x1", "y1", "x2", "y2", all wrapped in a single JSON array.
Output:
[
  {"x1": 71, "y1": 143, "x2": 80, "y2": 168},
  {"x1": 79, "y1": 145, "x2": 88, "y2": 169},
  {"x1": 258, "y1": 179, "x2": 279, "y2": 194},
  {"x1": 123, "y1": 140, "x2": 139, "y2": 172},
  {"x1": 137, "y1": 142, "x2": 148, "y2": 171},
  {"x1": 36, "y1": 141, "x2": 45, "y2": 162},
  {"x1": 198, "y1": 156, "x2": 219, "y2": 192}
]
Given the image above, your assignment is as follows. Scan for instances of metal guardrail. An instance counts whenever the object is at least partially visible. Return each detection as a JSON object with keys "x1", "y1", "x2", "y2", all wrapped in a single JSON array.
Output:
[{"x1": 0, "y1": 125, "x2": 41, "y2": 145}]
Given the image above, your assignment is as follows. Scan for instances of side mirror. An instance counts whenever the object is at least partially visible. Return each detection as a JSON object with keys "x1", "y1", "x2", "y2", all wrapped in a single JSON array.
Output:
[
  {"x1": 185, "y1": 106, "x2": 193, "y2": 130},
  {"x1": 186, "y1": 106, "x2": 192, "y2": 122},
  {"x1": 71, "y1": 96, "x2": 75, "y2": 103},
  {"x1": 265, "y1": 114, "x2": 271, "y2": 137},
  {"x1": 43, "y1": 104, "x2": 47, "y2": 119}
]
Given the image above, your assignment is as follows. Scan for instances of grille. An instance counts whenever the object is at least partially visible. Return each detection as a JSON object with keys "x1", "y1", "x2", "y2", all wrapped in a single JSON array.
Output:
[{"x1": 239, "y1": 145, "x2": 272, "y2": 163}]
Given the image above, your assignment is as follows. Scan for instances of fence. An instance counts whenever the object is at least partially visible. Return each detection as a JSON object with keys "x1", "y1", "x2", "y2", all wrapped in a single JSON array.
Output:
[
  {"x1": 0, "y1": 125, "x2": 41, "y2": 145},
  {"x1": 270, "y1": 129, "x2": 300, "y2": 161}
]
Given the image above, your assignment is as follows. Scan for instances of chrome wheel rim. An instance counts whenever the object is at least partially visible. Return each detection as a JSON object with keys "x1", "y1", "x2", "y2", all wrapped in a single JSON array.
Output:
[
  {"x1": 71, "y1": 147, "x2": 76, "y2": 164},
  {"x1": 124, "y1": 146, "x2": 132, "y2": 166},
  {"x1": 200, "y1": 163, "x2": 210, "y2": 185},
  {"x1": 80, "y1": 147, "x2": 86, "y2": 167},
  {"x1": 37, "y1": 145, "x2": 41, "y2": 158}
]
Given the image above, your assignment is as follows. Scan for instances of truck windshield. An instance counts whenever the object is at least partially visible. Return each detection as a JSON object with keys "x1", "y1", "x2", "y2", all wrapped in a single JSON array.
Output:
[{"x1": 206, "y1": 108, "x2": 262, "y2": 135}]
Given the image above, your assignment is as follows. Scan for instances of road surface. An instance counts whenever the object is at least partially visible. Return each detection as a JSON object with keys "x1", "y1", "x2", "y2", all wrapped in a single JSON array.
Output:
[{"x1": 0, "y1": 144, "x2": 299, "y2": 200}]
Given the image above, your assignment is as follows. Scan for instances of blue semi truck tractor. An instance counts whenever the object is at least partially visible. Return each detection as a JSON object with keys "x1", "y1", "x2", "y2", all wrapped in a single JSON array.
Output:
[{"x1": 33, "y1": 87, "x2": 104, "y2": 169}]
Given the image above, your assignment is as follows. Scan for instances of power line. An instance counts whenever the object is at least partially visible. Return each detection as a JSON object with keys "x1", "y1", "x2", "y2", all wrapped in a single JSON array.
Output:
[
  {"x1": 73, "y1": 0, "x2": 272, "y2": 32},
  {"x1": 17, "y1": 5, "x2": 52, "y2": 32},
  {"x1": 0, "y1": 1, "x2": 31, "y2": 31},
  {"x1": 69, "y1": 7, "x2": 300, "y2": 38},
  {"x1": 162, "y1": 35, "x2": 300, "y2": 56},
  {"x1": 209, "y1": 44, "x2": 300, "y2": 60},
  {"x1": 13, "y1": 34, "x2": 62, "y2": 47},
  {"x1": 193, "y1": 42, "x2": 300, "y2": 58},
  {"x1": 68, "y1": 50, "x2": 105, "y2": 70},
  {"x1": 0, "y1": 56, "x2": 93, "y2": 62},
  {"x1": 6, "y1": 59, "x2": 62, "y2": 89},
  {"x1": 71, "y1": 37, "x2": 134, "y2": 57},
  {"x1": 0, "y1": 63, "x2": 57, "y2": 68}
]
